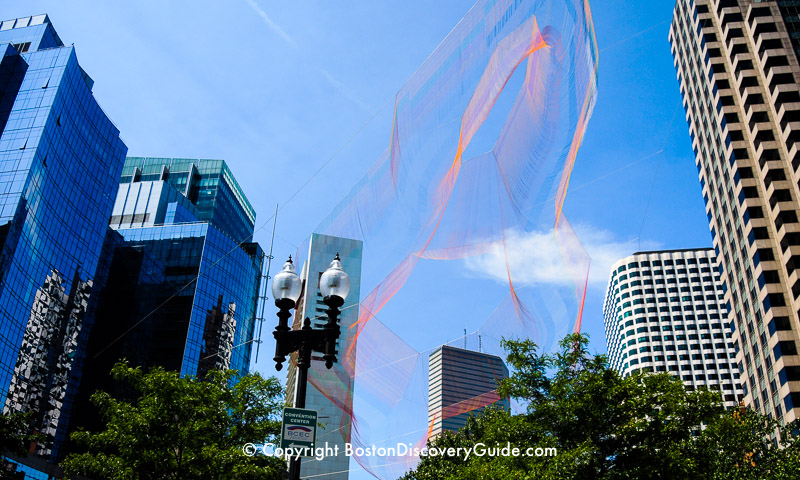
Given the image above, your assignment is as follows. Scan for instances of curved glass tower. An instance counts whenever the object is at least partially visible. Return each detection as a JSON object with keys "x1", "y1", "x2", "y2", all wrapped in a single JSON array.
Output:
[{"x1": 0, "y1": 14, "x2": 127, "y2": 461}]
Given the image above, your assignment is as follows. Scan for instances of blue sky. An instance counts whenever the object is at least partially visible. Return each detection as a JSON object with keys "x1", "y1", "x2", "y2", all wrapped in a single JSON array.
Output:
[
  {"x1": 7, "y1": 0, "x2": 713, "y2": 475},
  {"x1": 3, "y1": 0, "x2": 713, "y2": 358}
]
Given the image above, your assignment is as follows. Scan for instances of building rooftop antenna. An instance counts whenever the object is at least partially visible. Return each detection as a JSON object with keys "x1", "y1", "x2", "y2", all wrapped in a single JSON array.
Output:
[{"x1": 254, "y1": 204, "x2": 278, "y2": 363}]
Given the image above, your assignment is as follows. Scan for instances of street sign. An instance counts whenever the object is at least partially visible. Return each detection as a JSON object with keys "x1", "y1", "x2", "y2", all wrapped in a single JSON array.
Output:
[{"x1": 280, "y1": 407, "x2": 318, "y2": 455}]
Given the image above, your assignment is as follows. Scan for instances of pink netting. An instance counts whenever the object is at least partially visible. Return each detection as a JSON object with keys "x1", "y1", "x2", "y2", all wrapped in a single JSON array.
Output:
[{"x1": 298, "y1": 0, "x2": 599, "y2": 477}]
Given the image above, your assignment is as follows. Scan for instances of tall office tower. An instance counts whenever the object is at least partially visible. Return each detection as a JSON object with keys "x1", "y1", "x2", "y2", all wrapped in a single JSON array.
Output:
[
  {"x1": 111, "y1": 157, "x2": 257, "y2": 242},
  {"x1": 603, "y1": 249, "x2": 742, "y2": 406},
  {"x1": 285, "y1": 233, "x2": 363, "y2": 480},
  {"x1": 88, "y1": 157, "x2": 262, "y2": 372},
  {"x1": 0, "y1": 15, "x2": 127, "y2": 460},
  {"x1": 427, "y1": 345, "x2": 509, "y2": 437},
  {"x1": 72, "y1": 157, "x2": 264, "y2": 436},
  {"x1": 670, "y1": 0, "x2": 800, "y2": 422}
]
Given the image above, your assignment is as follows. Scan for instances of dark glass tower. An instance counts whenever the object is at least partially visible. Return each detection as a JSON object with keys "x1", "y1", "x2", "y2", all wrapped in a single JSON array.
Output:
[
  {"x1": 73, "y1": 158, "x2": 264, "y2": 427},
  {"x1": 0, "y1": 14, "x2": 127, "y2": 461}
]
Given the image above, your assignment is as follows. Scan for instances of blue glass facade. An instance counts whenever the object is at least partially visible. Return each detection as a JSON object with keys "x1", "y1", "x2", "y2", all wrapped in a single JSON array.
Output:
[
  {"x1": 72, "y1": 159, "x2": 264, "y2": 439},
  {"x1": 104, "y1": 222, "x2": 263, "y2": 377},
  {"x1": 0, "y1": 14, "x2": 127, "y2": 461},
  {"x1": 117, "y1": 157, "x2": 256, "y2": 242},
  {"x1": 101, "y1": 156, "x2": 263, "y2": 376},
  {"x1": 0, "y1": 16, "x2": 264, "y2": 475}
]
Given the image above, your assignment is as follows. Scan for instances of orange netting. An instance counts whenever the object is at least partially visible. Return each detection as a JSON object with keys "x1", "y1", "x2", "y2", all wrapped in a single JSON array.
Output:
[{"x1": 294, "y1": 0, "x2": 599, "y2": 477}]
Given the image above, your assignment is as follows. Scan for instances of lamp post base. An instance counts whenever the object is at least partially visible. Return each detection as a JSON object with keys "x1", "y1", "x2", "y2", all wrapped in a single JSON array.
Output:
[{"x1": 288, "y1": 344, "x2": 311, "y2": 480}]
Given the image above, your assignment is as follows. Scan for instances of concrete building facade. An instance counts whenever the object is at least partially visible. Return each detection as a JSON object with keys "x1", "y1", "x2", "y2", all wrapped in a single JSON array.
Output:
[
  {"x1": 427, "y1": 345, "x2": 509, "y2": 437},
  {"x1": 670, "y1": 0, "x2": 800, "y2": 422}
]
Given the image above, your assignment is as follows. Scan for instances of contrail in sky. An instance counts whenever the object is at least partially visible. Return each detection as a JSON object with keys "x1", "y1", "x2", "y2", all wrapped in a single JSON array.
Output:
[
  {"x1": 244, "y1": 0, "x2": 371, "y2": 111},
  {"x1": 244, "y1": 0, "x2": 299, "y2": 49}
]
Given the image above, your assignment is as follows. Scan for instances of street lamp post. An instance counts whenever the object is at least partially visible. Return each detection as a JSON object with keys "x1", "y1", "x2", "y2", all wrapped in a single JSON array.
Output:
[{"x1": 271, "y1": 254, "x2": 350, "y2": 480}]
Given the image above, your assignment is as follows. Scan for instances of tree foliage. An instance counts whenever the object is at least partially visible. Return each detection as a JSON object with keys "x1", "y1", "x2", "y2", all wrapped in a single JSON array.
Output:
[
  {"x1": 61, "y1": 362, "x2": 286, "y2": 480},
  {"x1": 0, "y1": 411, "x2": 43, "y2": 458},
  {"x1": 403, "y1": 333, "x2": 800, "y2": 480}
]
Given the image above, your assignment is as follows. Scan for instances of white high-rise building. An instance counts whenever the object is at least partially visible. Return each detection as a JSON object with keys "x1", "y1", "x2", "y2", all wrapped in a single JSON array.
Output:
[{"x1": 603, "y1": 248, "x2": 742, "y2": 406}]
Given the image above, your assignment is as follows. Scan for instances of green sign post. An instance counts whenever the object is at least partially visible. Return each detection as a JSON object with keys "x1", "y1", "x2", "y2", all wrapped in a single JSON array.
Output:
[{"x1": 280, "y1": 407, "x2": 318, "y2": 455}]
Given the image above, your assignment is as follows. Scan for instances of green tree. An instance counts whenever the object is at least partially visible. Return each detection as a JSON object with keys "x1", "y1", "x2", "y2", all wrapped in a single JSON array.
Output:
[
  {"x1": 0, "y1": 411, "x2": 43, "y2": 457},
  {"x1": 61, "y1": 362, "x2": 286, "y2": 480},
  {"x1": 692, "y1": 404, "x2": 800, "y2": 479},
  {"x1": 0, "y1": 411, "x2": 44, "y2": 479},
  {"x1": 403, "y1": 333, "x2": 800, "y2": 480}
]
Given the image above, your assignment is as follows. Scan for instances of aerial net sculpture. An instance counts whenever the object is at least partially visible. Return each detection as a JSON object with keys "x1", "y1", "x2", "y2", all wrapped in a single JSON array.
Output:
[{"x1": 295, "y1": 0, "x2": 598, "y2": 477}]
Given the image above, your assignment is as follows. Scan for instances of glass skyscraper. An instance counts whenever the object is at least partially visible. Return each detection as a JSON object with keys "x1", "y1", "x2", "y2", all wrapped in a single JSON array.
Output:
[
  {"x1": 0, "y1": 14, "x2": 127, "y2": 462},
  {"x1": 114, "y1": 157, "x2": 256, "y2": 242},
  {"x1": 67, "y1": 157, "x2": 264, "y2": 468},
  {"x1": 76, "y1": 157, "x2": 263, "y2": 391},
  {"x1": 0, "y1": 16, "x2": 265, "y2": 478}
]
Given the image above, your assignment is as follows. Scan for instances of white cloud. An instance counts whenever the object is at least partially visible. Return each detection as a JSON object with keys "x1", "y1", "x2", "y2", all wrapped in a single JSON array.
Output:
[
  {"x1": 463, "y1": 225, "x2": 660, "y2": 288},
  {"x1": 244, "y1": 0, "x2": 299, "y2": 48}
]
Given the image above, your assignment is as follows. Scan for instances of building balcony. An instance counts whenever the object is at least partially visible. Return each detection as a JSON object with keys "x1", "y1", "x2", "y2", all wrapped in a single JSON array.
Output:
[
  {"x1": 755, "y1": 31, "x2": 784, "y2": 57},
  {"x1": 785, "y1": 258, "x2": 800, "y2": 286},
  {"x1": 741, "y1": 84, "x2": 765, "y2": 108},
  {"x1": 728, "y1": 137, "x2": 749, "y2": 153},
  {"x1": 724, "y1": 18, "x2": 745, "y2": 45},
  {"x1": 749, "y1": 16, "x2": 779, "y2": 41},
  {"x1": 787, "y1": 142, "x2": 800, "y2": 173},
  {"x1": 761, "y1": 169, "x2": 786, "y2": 195},
  {"x1": 771, "y1": 198, "x2": 795, "y2": 218},
  {"x1": 719, "y1": 6, "x2": 742, "y2": 28},
  {"x1": 716, "y1": 77, "x2": 735, "y2": 101},
  {"x1": 734, "y1": 66, "x2": 759, "y2": 92},
  {"x1": 746, "y1": 4, "x2": 774, "y2": 26},
  {"x1": 780, "y1": 241, "x2": 800, "y2": 263},
  {"x1": 744, "y1": 104, "x2": 767, "y2": 127},
  {"x1": 774, "y1": 214, "x2": 800, "y2": 249},
  {"x1": 761, "y1": 49, "x2": 791, "y2": 77},
  {"x1": 727, "y1": 35, "x2": 747, "y2": 63},
  {"x1": 748, "y1": 122, "x2": 772, "y2": 148},
  {"x1": 766, "y1": 71, "x2": 796, "y2": 103},
  {"x1": 770, "y1": 76, "x2": 797, "y2": 99},
  {"x1": 731, "y1": 51, "x2": 752, "y2": 71},
  {"x1": 777, "y1": 102, "x2": 800, "y2": 125},
  {"x1": 739, "y1": 196, "x2": 763, "y2": 218},
  {"x1": 758, "y1": 141, "x2": 779, "y2": 168},
  {"x1": 775, "y1": 102, "x2": 800, "y2": 122},
  {"x1": 735, "y1": 66, "x2": 757, "y2": 90},
  {"x1": 771, "y1": 83, "x2": 800, "y2": 107},
  {"x1": 781, "y1": 121, "x2": 800, "y2": 150}
]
